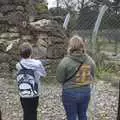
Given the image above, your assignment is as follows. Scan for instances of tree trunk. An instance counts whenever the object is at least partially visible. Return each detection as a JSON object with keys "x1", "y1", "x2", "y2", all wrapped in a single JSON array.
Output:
[{"x1": 81, "y1": 0, "x2": 84, "y2": 9}]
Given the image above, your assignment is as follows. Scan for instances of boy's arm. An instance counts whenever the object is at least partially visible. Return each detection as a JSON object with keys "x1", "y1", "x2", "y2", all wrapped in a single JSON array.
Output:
[
  {"x1": 39, "y1": 62, "x2": 47, "y2": 77},
  {"x1": 35, "y1": 60, "x2": 47, "y2": 77}
]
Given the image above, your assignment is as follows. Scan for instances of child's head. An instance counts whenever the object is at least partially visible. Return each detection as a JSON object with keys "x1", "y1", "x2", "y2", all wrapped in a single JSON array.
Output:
[
  {"x1": 67, "y1": 35, "x2": 86, "y2": 55},
  {"x1": 19, "y1": 42, "x2": 33, "y2": 59}
]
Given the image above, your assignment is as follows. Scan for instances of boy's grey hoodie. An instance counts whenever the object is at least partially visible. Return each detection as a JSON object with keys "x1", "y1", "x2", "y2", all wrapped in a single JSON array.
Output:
[{"x1": 16, "y1": 58, "x2": 46, "y2": 97}]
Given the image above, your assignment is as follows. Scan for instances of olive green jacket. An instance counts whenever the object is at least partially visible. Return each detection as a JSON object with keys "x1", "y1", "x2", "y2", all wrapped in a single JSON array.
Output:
[{"x1": 56, "y1": 53, "x2": 96, "y2": 89}]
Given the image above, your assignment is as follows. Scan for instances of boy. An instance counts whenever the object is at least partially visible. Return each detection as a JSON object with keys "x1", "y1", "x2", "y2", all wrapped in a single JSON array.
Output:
[{"x1": 16, "y1": 42, "x2": 46, "y2": 120}]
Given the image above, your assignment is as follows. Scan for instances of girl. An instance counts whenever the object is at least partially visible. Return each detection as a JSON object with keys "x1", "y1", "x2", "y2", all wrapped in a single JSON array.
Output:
[{"x1": 56, "y1": 35, "x2": 96, "y2": 120}]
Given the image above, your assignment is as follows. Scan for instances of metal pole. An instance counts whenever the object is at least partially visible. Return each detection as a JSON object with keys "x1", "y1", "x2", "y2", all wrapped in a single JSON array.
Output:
[
  {"x1": 63, "y1": 13, "x2": 70, "y2": 30},
  {"x1": 117, "y1": 80, "x2": 120, "y2": 120},
  {"x1": 0, "y1": 108, "x2": 2, "y2": 120},
  {"x1": 91, "y1": 5, "x2": 108, "y2": 53},
  {"x1": 91, "y1": 4, "x2": 108, "y2": 120}
]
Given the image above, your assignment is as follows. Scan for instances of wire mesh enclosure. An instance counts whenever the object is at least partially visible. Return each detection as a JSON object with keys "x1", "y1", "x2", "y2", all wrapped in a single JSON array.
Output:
[{"x1": 60, "y1": 0, "x2": 120, "y2": 119}]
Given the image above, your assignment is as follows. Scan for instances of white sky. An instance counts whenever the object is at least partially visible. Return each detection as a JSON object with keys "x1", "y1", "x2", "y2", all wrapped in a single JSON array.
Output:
[
  {"x1": 47, "y1": 0, "x2": 57, "y2": 9},
  {"x1": 47, "y1": 0, "x2": 89, "y2": 10},
  {"x1": 47, "y1": 0, "x2": 113, "y2": 10}
]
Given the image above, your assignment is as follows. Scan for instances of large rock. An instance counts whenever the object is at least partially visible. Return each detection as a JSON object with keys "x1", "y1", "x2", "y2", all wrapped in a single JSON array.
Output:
[
  {"x1": 12, "y1": 0, "x2": 28, "y2": 4},
  {"x1": 0, "y1": 32, "x2": 19, "y2": 39},
  {"x1": 0, "y1": 41, "x2": 8, "y2": 52},
  {"x1": 0, "y1": 0, "x2": 27, "y2": 5},
  {"x1": 0, "y1": 0, "x2": 59, "y2": 74},
  {"x1": 29, "y1": 19, "x2": 67, "y2": 58},
  {"x1": 0, "y1": 18, "x2": 67, "y2": 74},
  {"x1": 0, "y1": 0, "x2": 10, "y2": 5},
  {"x1": 0, "y1": 53, "x2": 11, "y2": 63},
  {"x1": 6, "y1": 11, "x2": 27, "y2": 25},
  {"x1": 30, "y1": 19, "x2": 57, "y2": 28},
  {"x1": 0, "y1": 63, "x2": 10, "y2": 73},
  {"x1": 32, "y1": 46, "x2": 47, "y2": 59},
  {"x1": 30, "y1": 19, "x2": 66, "y2": 38},
  {"x1": 47, "y1": 44, "x2": 66, "y2": 58},
  {"x1": 0, "y1": 5, "x2": 16, "y2": 14}
]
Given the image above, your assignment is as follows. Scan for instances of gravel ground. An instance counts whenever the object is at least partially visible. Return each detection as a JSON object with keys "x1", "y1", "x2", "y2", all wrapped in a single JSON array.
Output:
[{"x1": 0, "y1": 77, "x2": 119, "y2": 120}]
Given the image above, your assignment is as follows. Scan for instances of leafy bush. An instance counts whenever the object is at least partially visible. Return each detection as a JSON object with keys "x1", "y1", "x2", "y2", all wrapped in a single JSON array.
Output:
[{"x1": 35, "y1": 3, "x2": 48, "y2": 14}]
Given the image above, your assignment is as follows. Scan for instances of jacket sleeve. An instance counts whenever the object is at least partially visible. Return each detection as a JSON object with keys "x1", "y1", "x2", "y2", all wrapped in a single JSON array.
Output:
[
  {"x1": 56, "y1": 60, "x2": 66, "y2": 83},
  {"x1": 36, "y1": 61, "x2": 47, "y2": 77}
]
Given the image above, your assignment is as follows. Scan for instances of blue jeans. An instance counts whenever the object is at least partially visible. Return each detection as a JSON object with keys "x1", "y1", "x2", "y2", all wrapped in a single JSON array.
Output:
[{"x1": 62, "y1": 86, "x2": 91, "y2": 120}]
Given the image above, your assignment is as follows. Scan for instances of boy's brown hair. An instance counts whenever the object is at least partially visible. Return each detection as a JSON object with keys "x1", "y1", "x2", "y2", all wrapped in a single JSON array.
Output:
[{"x1": 19, "y1": 42, "x2": 33, "y2": 59}]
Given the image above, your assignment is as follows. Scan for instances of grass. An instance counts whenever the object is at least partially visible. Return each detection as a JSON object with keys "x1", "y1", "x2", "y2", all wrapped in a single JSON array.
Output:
[
  {"x1": 96, "y1": 38, "x2": 120, "y2": 53},
  {"x1": 88, "y1": 37, "x2": 120, "y2": 86}
]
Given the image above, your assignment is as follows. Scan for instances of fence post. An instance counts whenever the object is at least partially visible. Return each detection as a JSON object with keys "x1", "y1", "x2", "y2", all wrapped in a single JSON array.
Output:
[
  {"x1": 117, "y1": 80, "x2": 120, "y2": 120},
  {"x1": 0, "y1": 109, "x2": 2, "y2": 120},
  {"x1": 91, "y1": 5, "x2": 108, "y2": 53}
]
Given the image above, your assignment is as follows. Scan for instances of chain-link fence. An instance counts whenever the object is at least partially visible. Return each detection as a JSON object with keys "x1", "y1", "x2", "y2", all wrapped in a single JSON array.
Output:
[{"x1": 66, "y1": 2, "x2": 120, "y2": 120}]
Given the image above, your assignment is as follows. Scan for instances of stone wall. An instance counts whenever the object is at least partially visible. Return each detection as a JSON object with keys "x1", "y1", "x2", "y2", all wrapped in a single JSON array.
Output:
[{"x1": 0, "y1": 0, "x2": 68, "y2": 74}]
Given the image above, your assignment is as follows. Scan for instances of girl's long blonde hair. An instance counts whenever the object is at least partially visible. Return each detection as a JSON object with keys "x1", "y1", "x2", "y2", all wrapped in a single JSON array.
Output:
[{"x1": 67, "y1": 35, "x2": 86, "y2": 55}]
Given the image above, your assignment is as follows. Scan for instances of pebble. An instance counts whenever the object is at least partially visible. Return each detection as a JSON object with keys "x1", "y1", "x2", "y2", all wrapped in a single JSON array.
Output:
[{"x1": 0, "y1": 78, "x2": 119, "y2": 120}]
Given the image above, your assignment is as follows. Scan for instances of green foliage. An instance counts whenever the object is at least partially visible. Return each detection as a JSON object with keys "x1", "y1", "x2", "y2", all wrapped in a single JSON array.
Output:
[
  {"x1": 96, "y1": 38, "x2": 105, "y2": 52},
  {"x1": 49, "y1": 7, "x2": 68, "y2": 16},
  {"x1": 95, "y1": 53, "x2": 120, "y2": 79},
  {"x1": 35, "y1": 3, "x2": 48, "y2": 14},
  {"x1": 96, "y1": 62, "x2": 114, "y2": 79},
  {"x1": 91, "y1": 38, "x2": 120, "y2": 79},
  {"x1": 92, "y1": 52, "x2": 113, "y2": 79}
]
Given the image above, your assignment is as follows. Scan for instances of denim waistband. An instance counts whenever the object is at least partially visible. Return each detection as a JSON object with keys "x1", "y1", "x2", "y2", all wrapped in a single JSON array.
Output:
[{"x1": 63, "y1": 85, "x2": 91, "y2": 92}]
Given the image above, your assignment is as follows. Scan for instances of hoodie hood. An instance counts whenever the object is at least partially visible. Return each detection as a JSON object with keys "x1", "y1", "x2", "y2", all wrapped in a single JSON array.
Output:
[
  {"x1": 66, "y1": 53, "x2": 87, "y2": 64},
  {"x1": 16, "y1": 58, "x2": 46, "y2": 79},
  {"x1": 16, "y1": 58, "x2": 42, "y2": 70}
]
